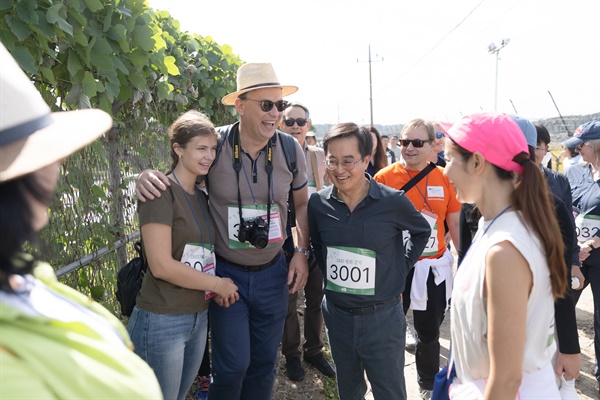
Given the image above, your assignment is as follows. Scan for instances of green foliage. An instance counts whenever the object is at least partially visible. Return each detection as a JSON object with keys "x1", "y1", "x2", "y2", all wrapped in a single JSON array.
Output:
[{"x1": 1, "y1": 0, "x2": 243, "y2": 312}]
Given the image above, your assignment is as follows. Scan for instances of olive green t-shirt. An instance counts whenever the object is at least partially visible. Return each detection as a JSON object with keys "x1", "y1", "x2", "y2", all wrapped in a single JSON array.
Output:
[{"x1": 136, "y1": 178, "x2": 214, "y2": 314}]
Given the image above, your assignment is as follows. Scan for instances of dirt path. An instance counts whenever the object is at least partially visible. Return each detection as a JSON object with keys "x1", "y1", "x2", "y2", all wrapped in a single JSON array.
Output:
[{"x1": 271, "y1": 286, "x2": 598, "y2": 399}]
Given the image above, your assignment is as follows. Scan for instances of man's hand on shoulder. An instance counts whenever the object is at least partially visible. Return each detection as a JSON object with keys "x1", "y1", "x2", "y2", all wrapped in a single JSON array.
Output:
[{"x1": 136, "y1": 169, "x2": 169, "y2": 202}]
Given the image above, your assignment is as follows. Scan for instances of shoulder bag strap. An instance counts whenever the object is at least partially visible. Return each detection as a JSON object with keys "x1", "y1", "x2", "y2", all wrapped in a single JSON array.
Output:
[{"x1": 400, "y1": 162, "x2": 436, "y2": 192}]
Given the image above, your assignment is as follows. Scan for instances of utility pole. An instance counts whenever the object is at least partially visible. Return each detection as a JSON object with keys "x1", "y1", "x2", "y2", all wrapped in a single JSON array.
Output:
[
  {"x1": 358, "y1": 44, "x2": 383, "y2": 126},
  {"x1": 488, "y1": 39, "x2": 510, "y2": 111}
]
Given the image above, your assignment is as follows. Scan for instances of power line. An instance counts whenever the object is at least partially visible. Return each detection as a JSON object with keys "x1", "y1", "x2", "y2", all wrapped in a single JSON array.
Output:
[{"x1": 381, "y1": 0, "x2": 486, "y2": 93}]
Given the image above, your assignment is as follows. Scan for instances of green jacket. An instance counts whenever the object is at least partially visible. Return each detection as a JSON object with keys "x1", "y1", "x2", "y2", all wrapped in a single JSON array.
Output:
[{"x1": 0, "y1": 263, "x2": 163, "y2": 399}]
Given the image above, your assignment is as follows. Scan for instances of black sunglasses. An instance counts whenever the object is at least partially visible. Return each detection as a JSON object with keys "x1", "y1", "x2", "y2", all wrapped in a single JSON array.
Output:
[
  {"x1": 243, "y1": 99, "x2": 289, "y2": 112},
  {"x1": 399, "y1": 139, "x2": 432, "y2": 148},
  {"x1": 283, "y1": 118, "x2": 308, "y2": 127}
]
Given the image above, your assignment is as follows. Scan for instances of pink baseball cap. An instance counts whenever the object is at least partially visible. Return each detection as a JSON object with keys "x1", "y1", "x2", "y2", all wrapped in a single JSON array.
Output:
[{"x1": 446, "y1": 112, "x2": 528, "y2": 174}]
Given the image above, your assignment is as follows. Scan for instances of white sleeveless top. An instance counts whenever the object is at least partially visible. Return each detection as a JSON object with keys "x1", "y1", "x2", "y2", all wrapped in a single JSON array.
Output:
[{"x1": 450, "y1": 211, "x2": 558, "y2": 398}]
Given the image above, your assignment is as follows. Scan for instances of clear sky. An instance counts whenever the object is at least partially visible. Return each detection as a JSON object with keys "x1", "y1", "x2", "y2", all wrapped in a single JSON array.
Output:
[{"x1": 148, "y1": 0, "x2": 600, "y2": 125}]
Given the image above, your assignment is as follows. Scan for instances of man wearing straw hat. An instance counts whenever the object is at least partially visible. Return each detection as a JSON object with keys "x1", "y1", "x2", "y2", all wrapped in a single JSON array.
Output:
[{"x1": 137, "y1": 63, "x2": 309, "y2": 399}]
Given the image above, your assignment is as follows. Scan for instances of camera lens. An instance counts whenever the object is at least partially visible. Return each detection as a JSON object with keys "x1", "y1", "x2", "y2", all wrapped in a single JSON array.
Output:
[
  {"x1": 252, "y1": 234, "x2": 269, "y2": 249},
  {"x1": 249, "y1": 216, "x2": 269, "y2": 249}
]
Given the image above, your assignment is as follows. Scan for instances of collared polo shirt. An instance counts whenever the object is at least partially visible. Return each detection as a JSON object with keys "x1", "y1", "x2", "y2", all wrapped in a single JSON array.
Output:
[
  {"x1": 308, "y1": 175, "x2": 430, "y2": 308},
  {"x1": 208, "y1": 124, "x2": 307, "y2": 265}
]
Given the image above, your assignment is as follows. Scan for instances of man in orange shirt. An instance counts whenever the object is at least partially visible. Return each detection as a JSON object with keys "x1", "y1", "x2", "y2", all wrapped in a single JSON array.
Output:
[{"x1": 374, "y1": 118, "x2": 461, "y2": 399}]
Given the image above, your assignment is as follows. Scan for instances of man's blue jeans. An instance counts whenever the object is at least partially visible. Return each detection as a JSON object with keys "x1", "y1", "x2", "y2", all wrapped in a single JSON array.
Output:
[
  {"x1": 127, "y1": 307, "x2": 208, "y2": 400},
  {"x1": 208, "y1": 253, "x2": 288, "y2": 399},
  {"x1": 323, "y1": 296, "x2": 407, "y2": 400}
]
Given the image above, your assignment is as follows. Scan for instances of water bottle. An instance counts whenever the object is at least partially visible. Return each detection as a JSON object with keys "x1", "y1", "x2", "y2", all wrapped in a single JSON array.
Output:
[{"x1": 559, "y1": 374, "x2": 580, "y2": 400}]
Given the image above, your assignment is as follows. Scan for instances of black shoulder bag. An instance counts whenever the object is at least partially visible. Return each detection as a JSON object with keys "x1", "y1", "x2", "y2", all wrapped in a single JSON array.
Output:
[{"x1": 115, "y1": 241, "x2": 146, "y2": 317}]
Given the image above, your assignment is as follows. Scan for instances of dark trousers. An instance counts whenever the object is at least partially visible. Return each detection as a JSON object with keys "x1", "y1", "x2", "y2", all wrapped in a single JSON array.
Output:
[
  {"x1": 402, "y1": 268, "x2": 447, "y2": 390},
  {"x1": 324, "y1": 297, "x2": 407, "y2": 399},
  {"x1": 208, "y1": 253, "x2": 288, "y2": 400},
  {"x1": 573, "y1": 260, "x2": 600, "y2": 381},
  {"x1": 282, "y1": 255, "x2": 325, "y2": 359}
]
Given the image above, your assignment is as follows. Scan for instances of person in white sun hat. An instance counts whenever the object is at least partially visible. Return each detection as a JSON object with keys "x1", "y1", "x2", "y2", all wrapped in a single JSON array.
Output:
[{"x1": 0, "y1": 42, "x2": 163, "y2": 399}]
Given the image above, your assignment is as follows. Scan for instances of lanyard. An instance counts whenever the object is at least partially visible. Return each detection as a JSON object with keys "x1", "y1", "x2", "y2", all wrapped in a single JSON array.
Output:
[
  {"x1": 406, "y1": 169, "x2": 432, "y2": 212},
  {"x1": 172, "y1": 172, "x2": 213, "y2": 252},
  {"x1": 463, "y1": 205, "x2": 512, "y2": 262}
]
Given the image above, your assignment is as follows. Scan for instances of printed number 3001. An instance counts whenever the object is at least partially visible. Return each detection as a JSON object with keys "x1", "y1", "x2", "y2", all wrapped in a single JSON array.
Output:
[{"x1": 329, "y1": 264, "x2": 370, "y2": 283}]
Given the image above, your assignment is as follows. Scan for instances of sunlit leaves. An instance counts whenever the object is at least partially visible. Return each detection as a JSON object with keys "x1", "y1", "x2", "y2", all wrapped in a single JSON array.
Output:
[
  {"x1": 151, "y1": 31, "x2": 166, "y2": 50},
  {"x1": 164, "y1": 55, "x2": 180, "y2": 76}
]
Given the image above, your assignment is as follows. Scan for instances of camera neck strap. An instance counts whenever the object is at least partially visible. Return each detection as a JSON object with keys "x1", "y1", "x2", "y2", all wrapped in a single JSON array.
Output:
[{"x1": 232, "y1": 129, "x2": 273, "y2": 233}]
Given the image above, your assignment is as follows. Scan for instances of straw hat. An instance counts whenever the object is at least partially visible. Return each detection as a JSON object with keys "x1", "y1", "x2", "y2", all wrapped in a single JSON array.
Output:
[
  {"x1": 0, "y1": 43, "x2": 112, "y2": 182},
  {"x1": 221, "y1": 63, "x2": 298, "y2": 106}
]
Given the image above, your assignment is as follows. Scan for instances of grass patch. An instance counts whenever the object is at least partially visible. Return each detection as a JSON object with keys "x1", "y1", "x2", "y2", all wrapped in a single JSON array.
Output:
[{"x1": 322, "y1": 341, "x2": 339, "y2": 398}]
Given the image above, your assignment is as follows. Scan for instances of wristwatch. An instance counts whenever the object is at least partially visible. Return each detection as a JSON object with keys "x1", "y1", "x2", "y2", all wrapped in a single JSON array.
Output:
[{"x1": 294, "y1": 246, "x2": 311, "y2": 259}]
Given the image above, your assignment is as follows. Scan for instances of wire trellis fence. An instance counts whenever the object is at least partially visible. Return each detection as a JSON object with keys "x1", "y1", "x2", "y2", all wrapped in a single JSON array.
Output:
[{"x1": 35, "y1": 122, "x2": 171, "y2": 317}]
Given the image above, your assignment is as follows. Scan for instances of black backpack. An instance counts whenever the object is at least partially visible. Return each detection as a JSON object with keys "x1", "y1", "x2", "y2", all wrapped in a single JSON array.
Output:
[{"x1": 115, "y1": 241, "x2": 146, "y2": 317}]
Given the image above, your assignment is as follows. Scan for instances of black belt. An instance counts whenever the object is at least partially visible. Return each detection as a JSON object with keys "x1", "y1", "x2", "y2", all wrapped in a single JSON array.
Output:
[
  {"x1": 334, "y1": 296, "x2": 399, "y2": 316},
  {"x1": 217, "y1": 250, "x2": 282, "y2": 272}
]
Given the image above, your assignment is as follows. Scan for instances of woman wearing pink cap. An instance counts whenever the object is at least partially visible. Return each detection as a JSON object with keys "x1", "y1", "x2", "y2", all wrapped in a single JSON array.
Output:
[{"x1": 442, "y1": 112, "x2": 567, "y2": 399}]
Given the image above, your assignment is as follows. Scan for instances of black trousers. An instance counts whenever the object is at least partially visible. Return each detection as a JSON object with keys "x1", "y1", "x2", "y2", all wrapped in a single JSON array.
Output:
[
  {"x1": 281, "y1": 255, "x2": 325, "y2": 359},
  {"x1": 403, "y1": 267, "x2": 447, "y2": 390},
  {"x1": 573, "y1": 260, "x2": 600, "y2": 381}
]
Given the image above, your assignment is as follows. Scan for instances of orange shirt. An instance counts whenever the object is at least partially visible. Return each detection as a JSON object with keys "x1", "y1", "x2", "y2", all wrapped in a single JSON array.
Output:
[{"x1": 374, "y1": 163, "x2": 462, "y2": 259}]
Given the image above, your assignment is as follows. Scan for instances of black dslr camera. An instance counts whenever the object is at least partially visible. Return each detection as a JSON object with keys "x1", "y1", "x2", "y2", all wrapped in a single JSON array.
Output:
[{"x1": 237, "y1": 216, "x2": 269, "y2": 249}]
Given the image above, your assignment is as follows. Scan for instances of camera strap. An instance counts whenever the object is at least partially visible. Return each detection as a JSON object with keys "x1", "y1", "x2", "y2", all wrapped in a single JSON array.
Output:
[{"x1": 233, "y1": 129, "x2": 273, "y2": 238}]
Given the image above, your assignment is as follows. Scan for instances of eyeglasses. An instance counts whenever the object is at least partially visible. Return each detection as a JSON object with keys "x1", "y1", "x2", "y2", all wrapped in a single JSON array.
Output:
[
  {"x1": 324, "y1": 158, "x2": 363, "y2": 171},
  {"x1": 436, "y1": 132, "x2": 445, "y2": 139},
  {"x1": 399, "y1": 139, "x2": 432, "y2": 148},
  {"x1": 576, "y1": 142, "x2": 590, "y2": 151},
  {"x1": 283, "y1": 118, "x2": 308, "y2": 127},
  {"x1": 243, "y1": 99, "x2": 289, "y2": 112}
]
